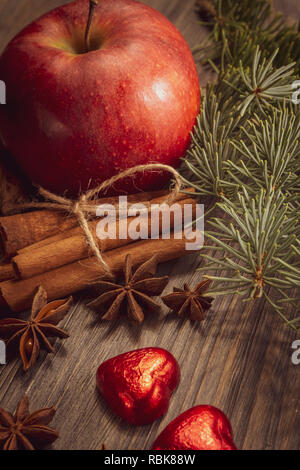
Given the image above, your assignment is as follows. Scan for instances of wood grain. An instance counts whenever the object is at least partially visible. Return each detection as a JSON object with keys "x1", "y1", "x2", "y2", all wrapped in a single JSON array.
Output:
[{"x1": 0, "y1": 0, "x2": 299, "y2": 451}]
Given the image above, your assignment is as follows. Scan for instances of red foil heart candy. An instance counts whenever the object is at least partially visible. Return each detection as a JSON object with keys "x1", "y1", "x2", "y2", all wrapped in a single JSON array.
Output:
[
  {"x1": 96, "y1": 347, "x2": 180, "y2": 425},
  {"x1": 151, "y1": 405, "x2": 237, "y2": 450}
]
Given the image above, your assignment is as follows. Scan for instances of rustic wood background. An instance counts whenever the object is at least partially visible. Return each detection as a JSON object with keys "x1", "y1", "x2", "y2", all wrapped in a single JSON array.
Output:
[{"x1": 0, "y1": 0, "x2": 299, "y2": 451}]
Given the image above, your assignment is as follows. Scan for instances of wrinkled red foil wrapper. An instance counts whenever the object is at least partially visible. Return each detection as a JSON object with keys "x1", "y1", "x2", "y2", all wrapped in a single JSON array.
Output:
[
  {"x1": 96, "y1": 347, "x2": 180, "y2": 425},
  {"x1": 151, "y1": 405, "x2": 237, "y2": 450}
]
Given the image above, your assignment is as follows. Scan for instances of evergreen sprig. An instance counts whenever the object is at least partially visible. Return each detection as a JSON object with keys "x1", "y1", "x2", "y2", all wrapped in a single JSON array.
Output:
[
  {"x1": 201, "y1": 183, "x2": 299, "y2": 290},
  {"x1": 181, "y1": 85, "x2": 241, "y2": 198},
  {"x1": 229, "y1": 103, "x2": 300, "y2": 200},
  {"x1": 195, "y1": 0, "x2": 300, "y2": 74},
  {"x1": 182, "y1": 0, "x2": 300, "y2": 329},
  {"x1": 235, "y1": 48, "x2": 295, "y2": 115}
]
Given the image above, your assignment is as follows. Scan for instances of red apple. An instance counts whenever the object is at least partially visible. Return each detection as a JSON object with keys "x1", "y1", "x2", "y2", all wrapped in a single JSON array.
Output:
[{"x1": 0, "y1": 0, "x2": 200, "y2": 195}]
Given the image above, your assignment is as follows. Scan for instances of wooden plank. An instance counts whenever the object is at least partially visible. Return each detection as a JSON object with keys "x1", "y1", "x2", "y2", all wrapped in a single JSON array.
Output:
[{"x1": 0, "y1": 0, "x2": 299, "y2": 451}]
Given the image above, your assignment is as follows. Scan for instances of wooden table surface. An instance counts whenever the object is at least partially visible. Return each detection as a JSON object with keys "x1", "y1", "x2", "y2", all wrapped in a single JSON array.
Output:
[{"x1": 0, "y1": 0, "x2": 299, "y2": 451}]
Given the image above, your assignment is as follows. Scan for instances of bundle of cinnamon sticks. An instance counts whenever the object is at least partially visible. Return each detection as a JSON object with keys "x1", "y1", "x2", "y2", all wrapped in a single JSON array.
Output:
[{"x1": 0, "y1": 188, "x2": 200, "y2": 313}]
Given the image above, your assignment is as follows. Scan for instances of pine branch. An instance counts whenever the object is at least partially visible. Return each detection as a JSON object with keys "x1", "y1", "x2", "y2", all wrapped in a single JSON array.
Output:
[
  {"x1": 235, "y1": 47, "x2": 295, "y2": 116},
  {"x1": 228, "y1": 103, "x2": 300, "y2": 200},
  {"x1": 201, "y1": 184, "x2": 298, "y2": 292},
  {"x1": 195, "y1": 0, "x2": 300, "y2": 74},
  {"x1": 181, "y1": 0, "x2": 300, "y2": 329},
  {"x1": 198, "y1": 185, "x2": 299, "y2": 327},
  {"x1": 181, "y1": 83, "x2": 247, "y2": 198}
]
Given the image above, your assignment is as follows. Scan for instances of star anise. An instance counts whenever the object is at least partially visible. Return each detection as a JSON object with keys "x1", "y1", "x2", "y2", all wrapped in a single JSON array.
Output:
[
  {"x1": 0, "y1": 286, "x2": 72, "y2": 371},
  {"x1": 0, "y1": 395, "x2": 59, "y2": 450},
  {"x1": 87, "y1": 254, "x2": 169, "y2": 323},
  {"x1": 162, "y1": 279, "x2": 214, "y2": 321}
]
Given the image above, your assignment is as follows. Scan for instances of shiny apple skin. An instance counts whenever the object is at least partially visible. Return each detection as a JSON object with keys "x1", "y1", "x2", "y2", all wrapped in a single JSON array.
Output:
[
  {"x1": 0, "y1": 0, "x2": 200, "y2": 195},
  {"x1": 96, "y1": 347, "x2": 180, "y2": 425},
  {"x1": 151, "y1": 405, "x2": 237, "y2": 450}
]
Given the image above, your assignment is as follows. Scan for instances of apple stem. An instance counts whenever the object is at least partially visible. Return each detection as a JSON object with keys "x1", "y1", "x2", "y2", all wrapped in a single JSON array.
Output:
[{"x1": 84, "y1": 0, "x2": 99, "y2": 53}]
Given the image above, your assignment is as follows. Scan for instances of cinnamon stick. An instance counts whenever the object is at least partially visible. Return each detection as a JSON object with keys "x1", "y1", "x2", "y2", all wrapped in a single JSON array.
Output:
[
  {"x1": 13, "y1": 196, "x2": 197, "y2": 280},
  {"x1": 17, "y1": 230, "x2": 76, "y2": 254},
  {"x1": 0, "y1": 262, "x2": 14, "y2": 281},
  {"x1": 0, "y1": 189, "x2": 169, "y2": 258},
  {"x1": 0, "y1": 229, "x2": 202, "y2": 312},
  {"x1": 0, "y1": 210, "x2": 80, "y2": 259},
  {"x1": 17, "y1": 188, "x2": 194, "y2": 255}
]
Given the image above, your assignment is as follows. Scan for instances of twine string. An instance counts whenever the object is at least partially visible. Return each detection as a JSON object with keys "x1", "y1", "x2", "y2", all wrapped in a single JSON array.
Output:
[{"x1": 12, "y1": 164, "x2": 182, "y2": 275}]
